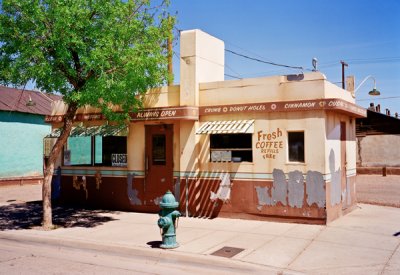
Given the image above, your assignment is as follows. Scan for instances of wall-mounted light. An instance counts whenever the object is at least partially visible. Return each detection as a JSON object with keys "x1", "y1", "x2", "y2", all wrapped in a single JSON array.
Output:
[{"x1": 354, "y1": 75, "x2": 381, "y2": 97}]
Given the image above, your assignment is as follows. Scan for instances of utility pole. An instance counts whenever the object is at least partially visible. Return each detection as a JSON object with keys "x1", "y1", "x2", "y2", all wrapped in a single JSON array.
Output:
[
  {"x1": 167, "y1": 16, "x2": 173, "y2": 86},
  {"x1": 340, "y1": 60, "x2": 348, "y2": 90}
]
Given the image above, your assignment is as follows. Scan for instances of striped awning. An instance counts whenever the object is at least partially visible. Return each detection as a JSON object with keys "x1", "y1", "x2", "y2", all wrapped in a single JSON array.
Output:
[
  {"x1": 196, "y1": 120, "x2": 254, "y2": 134},
  {"x1": 46, "y1": 124, "x2": 128, "y2": 138}
]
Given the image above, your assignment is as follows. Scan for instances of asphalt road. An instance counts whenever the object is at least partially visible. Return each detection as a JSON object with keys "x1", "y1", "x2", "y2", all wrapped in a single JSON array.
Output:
[{"x1": 356, "y1": 175, "x2": 400, "y2": 208}]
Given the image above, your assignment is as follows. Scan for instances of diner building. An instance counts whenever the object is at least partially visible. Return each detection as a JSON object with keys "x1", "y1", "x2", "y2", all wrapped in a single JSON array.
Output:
[{"x1": 46, "y1": 30, "x2": 367, "y2": 224}]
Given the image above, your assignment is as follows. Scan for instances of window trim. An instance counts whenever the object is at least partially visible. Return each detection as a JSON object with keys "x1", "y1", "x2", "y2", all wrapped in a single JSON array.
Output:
[
  {"x1": 63, "y1": 135, "x2": 128, "y2": 167},
  {"x1": 209, "y1": 133, "x2": 253, "y2": 163}
]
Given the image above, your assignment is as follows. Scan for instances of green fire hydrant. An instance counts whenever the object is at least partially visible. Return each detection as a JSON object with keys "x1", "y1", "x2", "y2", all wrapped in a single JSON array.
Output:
[{"x1": 157, "y1": 190, "x2": 181, "y2": 249}]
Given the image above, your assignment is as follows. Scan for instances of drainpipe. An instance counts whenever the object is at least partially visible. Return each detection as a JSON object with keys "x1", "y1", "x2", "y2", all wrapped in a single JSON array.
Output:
[{"x1": 167, "y1": 16, "x2": 173, "y2": 86}]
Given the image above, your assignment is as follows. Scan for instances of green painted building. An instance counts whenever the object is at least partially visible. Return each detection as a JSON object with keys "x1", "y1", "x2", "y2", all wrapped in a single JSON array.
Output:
[{"x1": 0, "y1": 86, "x2": 60, "y2": 185}]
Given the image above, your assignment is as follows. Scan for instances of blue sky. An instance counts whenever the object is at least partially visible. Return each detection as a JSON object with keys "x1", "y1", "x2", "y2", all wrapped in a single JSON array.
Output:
[{"x1": 168, "y1": 0, "x2": 400, "y2": 113}]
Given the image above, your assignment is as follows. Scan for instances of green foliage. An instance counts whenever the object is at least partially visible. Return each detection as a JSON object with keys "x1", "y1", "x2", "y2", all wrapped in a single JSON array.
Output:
[{"x1": 0, "y1": 0, "x2": 174, "y2": 120}]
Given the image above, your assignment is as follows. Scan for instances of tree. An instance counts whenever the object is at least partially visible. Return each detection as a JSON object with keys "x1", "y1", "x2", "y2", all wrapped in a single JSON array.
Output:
[{"x1": 0, "y1": 0, "x2": 174, "y2": 229}]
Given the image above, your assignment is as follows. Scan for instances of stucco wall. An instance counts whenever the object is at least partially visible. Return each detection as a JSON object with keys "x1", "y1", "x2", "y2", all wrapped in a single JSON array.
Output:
[
  {"x1": 197, "y1": 111, "x2": 326, "y2": 176},
  {"x1": 357, "y1": 135, "x2": 400, "y2": 167},
  {"x1": 0, "y1": 111, "x2": 49, "y2": 178},
  {"x1": 199, "y1": 73, "x2": 327, "y2": 106}
]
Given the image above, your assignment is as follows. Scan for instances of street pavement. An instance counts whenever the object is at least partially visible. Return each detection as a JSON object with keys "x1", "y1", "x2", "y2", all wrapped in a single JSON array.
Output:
[
  {"x1": 0, "y1": 179, "x2": 400, "y2": 274},
  {"x1": 357, "y1": 175, "x2": 400, "y2": 208}
]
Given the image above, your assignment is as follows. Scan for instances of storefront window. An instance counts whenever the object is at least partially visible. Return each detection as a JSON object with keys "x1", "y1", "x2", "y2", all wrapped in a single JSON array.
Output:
[
  {"x1": 64, "y1": 136, "x2": 127, "y2": 167},
  {"x1": 67, "y1": 136, "x2": 92, "y2": 165},
  {"x1": 210, "y1": 134, "x2": 252, "y2": 162},
  {"x1": 288, "y1": 132, "x2": 304, "y2": 162}
]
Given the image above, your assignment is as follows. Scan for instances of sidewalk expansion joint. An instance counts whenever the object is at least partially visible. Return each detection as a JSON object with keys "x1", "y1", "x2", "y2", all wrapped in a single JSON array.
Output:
[{"x1": 380, "y1": 241, "x2": 400, "y2": 275}]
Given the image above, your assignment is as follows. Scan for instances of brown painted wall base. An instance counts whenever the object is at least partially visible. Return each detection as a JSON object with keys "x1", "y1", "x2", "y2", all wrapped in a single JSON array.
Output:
[
  {"x1": 0, "y1": 176, "x2": 43, "y2": 187},
  {"x1": 325, "y1": 176, "x2": 357, "y2": 223},
  {"x1": 59, "y1": 176, "x2": 134, "y2": 211},
  {"x1": 58, "y1": 175, "x2": 329, "y2": 224},
  {"x1": 177, "y1": 179, "x2": 326, "y2": 222},
  {"x1": 357, "y1": 167, "x2": 400, "y2": 175},
  {"x1": 58, "y1": 174, "x2": 357, "y2": 224},
  {"x1": 217, "y1": 212, "x2": 326, "y2": 225}
]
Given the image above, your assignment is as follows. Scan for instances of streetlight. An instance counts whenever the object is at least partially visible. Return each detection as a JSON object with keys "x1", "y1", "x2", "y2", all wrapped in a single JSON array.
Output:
[{"x1": 354, "y1": 75, "x2": 381, "y2": 96}]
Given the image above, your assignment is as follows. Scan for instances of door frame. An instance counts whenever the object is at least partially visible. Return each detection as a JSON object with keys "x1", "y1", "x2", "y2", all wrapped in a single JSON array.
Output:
[
  {"x1": 144, "y1": 124, "x2": 174, "y2": 209},
  {"x1": 340, "y1": 121, "x2": 348, "y2": 210}
]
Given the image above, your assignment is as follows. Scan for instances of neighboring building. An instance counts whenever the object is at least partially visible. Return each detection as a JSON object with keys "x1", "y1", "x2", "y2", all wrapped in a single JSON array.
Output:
[
  {"x1": 0, "y1": 86, "x2": 60, "y2": 185},
  {"x1": 46, "y1": 30, "x2": 366, "y2": 224},
  {"x1": 356, "y1": 104, "x2": 400, "y2": 175}
]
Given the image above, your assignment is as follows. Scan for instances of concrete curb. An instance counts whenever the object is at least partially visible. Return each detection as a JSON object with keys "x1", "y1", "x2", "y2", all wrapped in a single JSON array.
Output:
[{"x1": 0, "y1": 231, "x2": 283, "y2": 274}]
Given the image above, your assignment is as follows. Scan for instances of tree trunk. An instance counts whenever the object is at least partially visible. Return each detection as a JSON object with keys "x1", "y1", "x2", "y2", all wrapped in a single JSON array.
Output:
[{"x1": 42, "y1": 103, "x2": 78, "y2": 230}]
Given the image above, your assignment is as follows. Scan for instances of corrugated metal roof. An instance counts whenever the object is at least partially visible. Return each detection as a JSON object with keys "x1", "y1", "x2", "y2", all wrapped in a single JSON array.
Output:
[
  {"x1": 356, "y1": 109, "x2": 400, "y2": 136},
  {"x1": 196, "y1": 120, "x2": 255, "y2": 134},
  {"x1": 0, "y1": 86, "x2": 61, "y2": 116}
]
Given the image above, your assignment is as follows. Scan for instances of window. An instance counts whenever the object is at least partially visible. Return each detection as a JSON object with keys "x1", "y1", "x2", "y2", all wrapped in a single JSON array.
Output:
[
  {"x1": 210, "y1": 134, "x2": 252, "y2": 162},
  {"x1": 288, "y1": 132, "x2": 304, "y2": 162},
  {"x1": 152, "y1": 134, "x2": 166, "y2": 165},
  {"x1": 67, "y1": 136, "x2": 92, "y2": 165},
  {"x1": 64, "y1": 136, "x2": 127, "y2": 167}
]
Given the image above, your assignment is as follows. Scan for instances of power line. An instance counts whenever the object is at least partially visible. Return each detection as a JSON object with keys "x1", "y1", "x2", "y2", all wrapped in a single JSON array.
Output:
[
  {"x1": 225, "y1": 73, "x2": 241, "y2": 80},
  {"x1": 357, "y1": 96, "x2": 400, "y2": 101},
  {"x1": 225, "y1": 63, "x2": 243, "y2": 79},
  {"x1": 319, "y1": 57, "x2": 400, "y2": 69},
  {"x1": 226, "y1": 49, "x2": 305, "y2": 71}
]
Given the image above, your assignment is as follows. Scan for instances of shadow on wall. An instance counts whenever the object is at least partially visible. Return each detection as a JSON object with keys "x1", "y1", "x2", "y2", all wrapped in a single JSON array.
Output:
[
  {"x1": 177, "y1": 131, "x2": 241, "y2": 218},
  {"x1": 0, "y1": 201, "x2": 117, "y2": 231},
  {"x1": 329, "y1": 149, "x2": 342, "y2": 206},
  {"x1": 142, "y1": 87, "x2": 161, "y2": 107}
]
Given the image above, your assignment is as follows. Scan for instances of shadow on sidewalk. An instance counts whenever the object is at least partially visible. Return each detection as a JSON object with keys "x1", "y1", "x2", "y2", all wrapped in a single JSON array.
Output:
[{"x1": 0, "y1": 201, "x2": 118, "y2": 231}]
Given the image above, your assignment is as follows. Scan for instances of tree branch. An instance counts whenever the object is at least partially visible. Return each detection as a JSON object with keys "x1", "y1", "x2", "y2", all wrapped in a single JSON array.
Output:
[
  {"x1": 127, "y1": 1, "x2": 146, "y2": 21},
  {"x1": 44, "y1": 46, "x2": 79, "y2": 89},
  {"x1": 69, "y1": 47, "x2": 82, "y2": 77}
]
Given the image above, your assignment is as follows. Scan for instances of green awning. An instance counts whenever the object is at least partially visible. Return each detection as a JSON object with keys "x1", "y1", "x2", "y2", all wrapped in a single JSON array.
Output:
[{"x1": 46, "y1": 124, "x2": 128, "y2": 138}]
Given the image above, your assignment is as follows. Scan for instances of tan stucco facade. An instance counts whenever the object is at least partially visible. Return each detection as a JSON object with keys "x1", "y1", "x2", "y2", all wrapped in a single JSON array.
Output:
[{"x1": 47, "y1": 29, "x2": 366, "y2": 224}]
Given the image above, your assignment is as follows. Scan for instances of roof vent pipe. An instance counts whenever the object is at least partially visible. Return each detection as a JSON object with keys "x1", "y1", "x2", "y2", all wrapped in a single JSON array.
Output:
[{"x1": 368, "y1": 102, "x2": 375, "y2": 111}]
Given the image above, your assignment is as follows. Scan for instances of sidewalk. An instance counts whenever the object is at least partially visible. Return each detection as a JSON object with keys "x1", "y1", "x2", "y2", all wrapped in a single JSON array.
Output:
[{"x1": 0, "y1": 184, "x2": 400, "y2": 274}]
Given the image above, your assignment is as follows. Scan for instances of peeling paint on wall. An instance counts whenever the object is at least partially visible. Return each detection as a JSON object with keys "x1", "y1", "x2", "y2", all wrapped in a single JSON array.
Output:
[
  {"x1": 255, "y1": 186, "x2": 272, "y2": 209},
  {"x1": 210, "y1": 173, "x2": 232, "y2": 202},
  {"x1": 254, "y1": 169, "x2": 328, "y2": 210},
  {"x1": 174, "y1": 177, "x2": 180, "y2": 202},
  {"x1": 329, "y1": 149, "x2": 342, "y2": 206},
  {"x1": 95, "y1": 171, "x2": 102, "y2": 190},
  {"x1": 153, "y1": 196, "x2": 163, "y2": 205},
  {"x1": 288, "y1": 171, "x2": 304, "y2": 208},
  {"x1": 305, "y1": 171, "x2": 325, "y2": 207},
  {"x1": 72, "y1": 175, "x2": 88, "y2": 199},
  {"x1": 272, "y1": 169, "x2": 287, "y2": 206},
  {"x1": 343, "y1": 179, "x2": 351, "y2": 207},
  {"x1": 127, "y1": 173, "x2": 142, "y2": 205}
]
